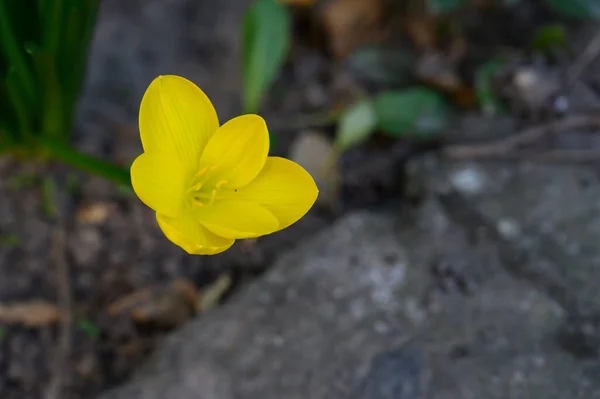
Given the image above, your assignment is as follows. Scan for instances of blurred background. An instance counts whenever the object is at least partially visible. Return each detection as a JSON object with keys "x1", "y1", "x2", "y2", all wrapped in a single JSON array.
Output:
[{"x1": 2, "y1": 0, "x2": 600, "y2": 398}]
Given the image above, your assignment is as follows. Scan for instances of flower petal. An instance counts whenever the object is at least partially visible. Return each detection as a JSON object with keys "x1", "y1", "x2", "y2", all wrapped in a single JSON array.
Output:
[
  {"x1": 139, "y1": 75, "x2": 219, "y2": 170},
  {"x1": 130, "y1": 152, "x2": 187, "y2": 217},
  {"x1": 200, "y1": 114, "x2": 269, "y2": 188},
  {"x1": 230, "y1": 157, "x2": 318, "y2": 231},
  {"x1": 156, "y1": 212, "x2": 234, "y2": 255},
  {"x1": 196, "y1": 201, "x2": 279, "y2": 239}
]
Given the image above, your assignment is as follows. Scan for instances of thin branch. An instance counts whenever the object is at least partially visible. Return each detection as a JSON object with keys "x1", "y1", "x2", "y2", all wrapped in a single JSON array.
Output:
[
  {"x1": 444, "y1": 115, "x2": 600, "y2": 159},
  {"x1": 567, "y1": 29, "x2": 600, "y2": 87}
]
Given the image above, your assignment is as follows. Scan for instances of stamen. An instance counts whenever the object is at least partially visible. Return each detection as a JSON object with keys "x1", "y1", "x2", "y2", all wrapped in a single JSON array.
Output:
[
  {"x1": 210, "y1": 189, "x2": 218, "y2": 205},
  {"x1": 189, "y1": 181, "x2": 204, "y2": 192},
  {"x1": 215, "y1": 180, "x2": 228, "y2": 188},
  {"x1": 196, "y1": 166, "x2": 208, "y2": 176},
  {"x1": 192, "y1": 197, "x2": 204, "y2": 207}
]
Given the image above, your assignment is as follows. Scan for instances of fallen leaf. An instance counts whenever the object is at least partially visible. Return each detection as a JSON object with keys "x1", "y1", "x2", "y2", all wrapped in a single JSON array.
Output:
[
  {"x1": 289, "y1": 130, "x2": 340, "y2": 210},
  {"x1": 238, "y1": 238, "x2": 259, "y2": 252},
  {"x1": 321, "y1": 0, "x2": 385, "y2": 59},
  {"x1": 116, "y1": 338, "x2": 155, "y2": 357},
  {"x1": 403, "y1": 1, "x2": 439, "y2": 51},
  {"x1": 415, "y1": 51, "x2": 462, "y2": 92},
  {"x1": 107, "y1": 279, "x2": 200, "y2": 327},
  {"x1": 76, "y1": 202, "x2": 116, "y2": 225},
  {"x1": 0, "y1": 301, "x2": 62, "y2": 327}
]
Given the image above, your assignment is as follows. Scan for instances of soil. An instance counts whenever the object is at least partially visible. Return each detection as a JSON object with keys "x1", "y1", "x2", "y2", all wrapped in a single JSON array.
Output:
[{"x1": 0, "y1": 0, "x2": 598, "y2": 398}]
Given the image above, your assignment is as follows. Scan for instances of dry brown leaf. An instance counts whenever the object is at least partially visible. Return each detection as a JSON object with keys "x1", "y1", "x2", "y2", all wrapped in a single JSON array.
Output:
[
  {"x1": 321, "y1": 0, "x2": 385, "y2": 59},
  {"x1": 451, "y1": 86, "x2": 478, "y2": 109},
  {"x1": 416, "y1": 52, "x2": 462, "y2": 91},
  {"x1": 238, "y1": 238, "x2": 258, "y2": 252},
  {"x1": 404, "y1": 14, "x2": 439, "y2": 51},
  {"x1": 0, "y1": 300, "x2": 62, "y2": 327},
  {"x1": 76, "y1": 202, "x2": 116, "y2": 225},
  {"x1": 107, "y1": 278, "x2": 200, "y2": 327}
]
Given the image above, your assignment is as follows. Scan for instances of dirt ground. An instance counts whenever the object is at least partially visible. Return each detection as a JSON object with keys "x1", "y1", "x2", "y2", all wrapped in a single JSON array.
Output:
[{"x1": 1, "y1": 0, "x2": 600, "y2": 398}]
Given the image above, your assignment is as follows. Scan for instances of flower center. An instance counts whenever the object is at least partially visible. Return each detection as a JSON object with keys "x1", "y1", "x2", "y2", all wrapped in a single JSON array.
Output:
[{"x1": 188, "y1": 165, "x2": 228, "y2": 207}]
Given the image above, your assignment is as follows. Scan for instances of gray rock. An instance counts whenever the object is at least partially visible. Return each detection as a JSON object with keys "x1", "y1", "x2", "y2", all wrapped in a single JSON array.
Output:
[
  {"x1": 439, "y1": 157, "x2": 600, "y2": 312},
  {"x1": 100, "y1": 197, "x2": 597, "y2": 399}
]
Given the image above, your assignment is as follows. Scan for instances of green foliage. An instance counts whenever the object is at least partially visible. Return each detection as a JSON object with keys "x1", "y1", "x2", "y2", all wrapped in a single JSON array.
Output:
[
  {"x1": 475, "y1": 59, "x2": 506, "y2": 116},
  {"x1": 334, "y1": 88, "x2": 450, "y2": 151},
  {"x1": 543, "y1": 0, "x2": 600, "y2": 19},
  {"x1": 373, "y1": 88, "x2": 450, "y2": 139},
  {"x1": 242, "y1": 0, "x2": 291, "y2": 114},
  {"x1": 0, "y1": 0, "x2": 131, "y2": 186},
  {"x1": 427, "y1": 0, "x2": 468, "y2": 14},
  {"x1": 335, "y1": 98, "x2": 377, "y2": 151},
  {"x1": 531, "y1": 24, "x2": 567, "y2": 53}
]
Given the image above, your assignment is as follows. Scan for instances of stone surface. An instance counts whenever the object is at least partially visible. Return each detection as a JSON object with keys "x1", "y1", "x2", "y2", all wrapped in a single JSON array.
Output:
[
  {"x1": 442, "y1": 159, "x2": 600, "y2": 308},
  {"x1": 99, "y1": 192, "x2": 599, "y2": 398}
]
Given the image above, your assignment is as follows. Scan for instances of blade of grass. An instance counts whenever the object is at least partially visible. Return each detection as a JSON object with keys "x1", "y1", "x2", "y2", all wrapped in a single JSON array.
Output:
[
  {"x1": 28, "y1": 46, "x2": 63, "y2": 139},
  {"x1": 36, "y1": 136, "x2": 131, "y2": 187},
  {"x1": 5, "y1": 69, "x2": 32, "y2": 142},
  {"x1": 0, "y1": 0, "x2": 36, "y2": 106},
  {"x1": 60, "y1": 0, "x2": 99, "y2": 142}
]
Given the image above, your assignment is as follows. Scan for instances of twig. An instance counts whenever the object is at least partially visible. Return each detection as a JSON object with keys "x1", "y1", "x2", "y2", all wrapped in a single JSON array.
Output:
[
  {"x1": 447, "y1": 149, "x2": 600, "y2": 163},
  {"x1": 567, "y1": 29, "x2": 600, "y2": 87},
  {"x1": 44, "y1": 226, "x2": 72, "y2": 399},
  {"x1": 444, "y1": 115, "x2": 600, "y2": 159}
]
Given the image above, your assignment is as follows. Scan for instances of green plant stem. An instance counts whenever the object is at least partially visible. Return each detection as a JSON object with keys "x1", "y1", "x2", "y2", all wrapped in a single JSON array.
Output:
[
  {"x1": 0, "y1": 0, "x2": 36, "y2": 105},
  {"x1": 36, "y1": 137, "x2": 132, "y2": 187}
]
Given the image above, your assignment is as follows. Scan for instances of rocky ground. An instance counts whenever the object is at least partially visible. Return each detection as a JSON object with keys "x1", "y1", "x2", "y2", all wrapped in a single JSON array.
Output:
[
  {"x1": 2, "y1": 0, "x2": 600, "y2": 398},
  {"x1": 97, "y1": 144, "x2": 600, "y2": 399}
]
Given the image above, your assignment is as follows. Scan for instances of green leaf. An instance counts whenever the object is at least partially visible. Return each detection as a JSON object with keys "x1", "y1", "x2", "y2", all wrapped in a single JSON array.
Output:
[
  {"x1": 27, "y1": 46, "x2": 64, "y2": 139},
  {"x1": 531, "y1": 24, "x2": 567, "y2": 53},
  {"x1": 475, "y1": 59, "x2": 506, "y2": 116},
  {"x1": 543, "y1": 0, "x2": 600, "y2": 19},
  {"x1": 0, "y1": 0, "x2": 36, "y2": 107},
  {"x1": 335, "y1": 98, "x2": 377, "y2": 151},
  {"x1": 5, "y1": 68, "x2": 32, "y2": 141},
  {"x1": 36, "y1": 136, "x2": 132, "y2": 187},
  {"x1": 373, "y1": 88, "x2": 449, "y2": 139},
  {"x1": 242, "y1": 0, "x2": 291, "y2": 113},
  {"x1": 427, "y1": 0, "x2": 468, "y2": 14}
]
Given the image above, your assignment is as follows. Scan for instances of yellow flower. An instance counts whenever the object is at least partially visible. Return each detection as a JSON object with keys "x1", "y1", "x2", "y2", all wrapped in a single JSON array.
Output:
[{"x1": 130, "y1": 75, "x2": 319, "y2": 255}]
